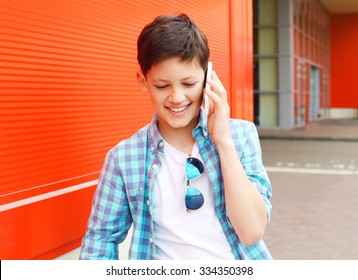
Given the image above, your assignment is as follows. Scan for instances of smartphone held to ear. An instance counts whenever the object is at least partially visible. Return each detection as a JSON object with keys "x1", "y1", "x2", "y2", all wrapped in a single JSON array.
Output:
[{"x1": 203, "y1": 61, "x2": 212, "y2": 115}]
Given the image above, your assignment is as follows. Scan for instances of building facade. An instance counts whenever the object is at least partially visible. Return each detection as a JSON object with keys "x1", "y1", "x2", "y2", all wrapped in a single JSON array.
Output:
[
  {"x1": 254, "y1": 0, "x2": 358, "y2": 129},
  {"x1": 254, "y1": 0, "x2": 330, "y2": 129}
]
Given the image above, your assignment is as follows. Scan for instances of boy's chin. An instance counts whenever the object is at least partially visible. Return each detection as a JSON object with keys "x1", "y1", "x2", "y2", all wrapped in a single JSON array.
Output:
[{"x1": 160, "y1": 117, "x2": 197, "y2": 130}]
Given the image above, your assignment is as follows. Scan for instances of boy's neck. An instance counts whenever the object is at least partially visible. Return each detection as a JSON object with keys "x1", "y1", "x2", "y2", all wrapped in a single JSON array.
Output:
[{"x1": 157, "y1": 120, "x2": 197, "y2": 155}]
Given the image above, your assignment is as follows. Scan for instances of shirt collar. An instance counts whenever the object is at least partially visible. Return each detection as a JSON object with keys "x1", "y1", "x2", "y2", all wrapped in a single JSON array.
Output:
[
  {"x1": 195, "y1": 107, "x2": 209, "y2": 138},
  {"x1": 147, "y1": 114, "x2": 163, "y2": 152}
]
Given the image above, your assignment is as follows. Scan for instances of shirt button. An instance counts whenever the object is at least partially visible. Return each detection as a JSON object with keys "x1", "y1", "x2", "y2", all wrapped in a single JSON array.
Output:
[
  {"x1": 146, "y1": 199, "x2": 150, "y2": 206},
  {"x1": 149, "y1": 237, "x2": 154, "y2": 244},
  {"x1": 152, "y1": 164, "x2": 158, "y2": 170},
  {"x1": 150, "y1": 146, "x2": 155, "y2": 152},
  {"x1": 158, "y1": 141, "x2": 164, "y2": 148},
  {"x1": 203, "y1": 131, "x2": 208, "y2": 137}
]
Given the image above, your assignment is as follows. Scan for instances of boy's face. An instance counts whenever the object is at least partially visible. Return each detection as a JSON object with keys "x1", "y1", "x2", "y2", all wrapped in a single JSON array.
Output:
[{"x1": 138, "y1": 57, "x2": 205, "y2": 133}]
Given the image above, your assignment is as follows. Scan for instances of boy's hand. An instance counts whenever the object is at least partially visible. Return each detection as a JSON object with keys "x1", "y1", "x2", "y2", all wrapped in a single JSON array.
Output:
[{"x1": 205, "y1": 71, "x2": 233, "y2": 147}]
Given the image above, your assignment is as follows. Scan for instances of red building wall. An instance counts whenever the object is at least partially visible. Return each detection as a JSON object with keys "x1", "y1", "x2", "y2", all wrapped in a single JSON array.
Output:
[
  {"x1": 330, "y1": 14, "x2": 358, "y2": 108},
  {"x1": 0, "y1": 0, "x2": 253, "y2": 259}
]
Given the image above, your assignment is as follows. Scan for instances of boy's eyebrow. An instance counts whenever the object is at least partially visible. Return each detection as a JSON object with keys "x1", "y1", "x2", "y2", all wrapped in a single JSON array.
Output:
[
  {"x1": 152, "y1": 78, "x2": 168, "y2": 82},
  {"x1": 181, "y1": 76, "x2": 198, "y2": 80},
  {"x1": 152, "y1": 76, "x2": 198, "y2": 82}
]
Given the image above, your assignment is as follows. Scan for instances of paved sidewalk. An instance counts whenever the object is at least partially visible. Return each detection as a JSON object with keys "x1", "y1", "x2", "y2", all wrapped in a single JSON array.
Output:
[
  {"x1": 258, "y1": 118, "x2": 358, "y2": 260},
  {"x1": 263, "y1": 171, "x2": 358, "y2": 260},
  {"x1": 258, "y1": 118, "x2": 358, "y2": 142}
]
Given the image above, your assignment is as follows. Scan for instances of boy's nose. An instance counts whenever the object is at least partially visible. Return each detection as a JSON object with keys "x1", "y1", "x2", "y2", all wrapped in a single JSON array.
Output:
[{"x1": 168, "y1": 88, "x2": 186, "y2": 103}]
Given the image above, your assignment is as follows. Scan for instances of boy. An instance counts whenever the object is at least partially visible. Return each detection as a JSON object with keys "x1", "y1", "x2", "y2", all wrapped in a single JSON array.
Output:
[{"x1": 80, "y1": 13, "x2": 272, "y2": 260}]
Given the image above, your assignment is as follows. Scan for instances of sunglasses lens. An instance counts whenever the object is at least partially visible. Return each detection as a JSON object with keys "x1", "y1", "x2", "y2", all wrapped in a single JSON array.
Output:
[
  {"x1": 185, "y1": 157, "x2": 204, "y2": 180},
  {"x1": 185, "y1": 186, "x2": 204, "y2": 211}
]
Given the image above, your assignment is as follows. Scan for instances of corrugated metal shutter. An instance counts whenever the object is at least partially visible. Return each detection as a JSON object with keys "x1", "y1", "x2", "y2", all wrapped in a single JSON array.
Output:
[
  {"x1": 0, "y1": 0, "x2": 230, "y2": 202},
  {"x1": 1, "y1": 0, "x2": 153, "y2": 201},
  {"x1": 0, "y1": 0, "x2": 242, "y2": 259}
]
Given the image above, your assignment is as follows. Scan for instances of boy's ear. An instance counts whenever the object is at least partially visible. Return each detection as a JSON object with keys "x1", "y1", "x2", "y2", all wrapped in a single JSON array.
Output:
[{"x1": 136, "y1": 70, "x2": 149, "y2": 93}]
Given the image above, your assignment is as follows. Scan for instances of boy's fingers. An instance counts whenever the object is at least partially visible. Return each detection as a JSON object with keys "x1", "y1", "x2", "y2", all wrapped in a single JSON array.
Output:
[{"x1": 207, "y1": 71, "x2": 227, "y2": 103}]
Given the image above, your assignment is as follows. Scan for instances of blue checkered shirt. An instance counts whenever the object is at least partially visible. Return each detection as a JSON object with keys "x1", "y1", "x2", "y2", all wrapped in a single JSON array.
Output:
[{"x1": 80, "y1": 109, "x2": 272, "y2": 260}]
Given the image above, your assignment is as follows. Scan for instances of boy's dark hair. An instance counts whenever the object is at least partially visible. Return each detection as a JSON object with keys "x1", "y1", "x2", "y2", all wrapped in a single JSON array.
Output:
[{"x1": 137, "y1": 13, "x2": 210, "y2": 76}]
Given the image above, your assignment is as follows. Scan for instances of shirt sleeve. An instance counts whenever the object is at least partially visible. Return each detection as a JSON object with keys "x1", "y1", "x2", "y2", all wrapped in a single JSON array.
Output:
[
  {"x1": 79, "y1": 148, "x2": 132, "y2": 259},
  {"x1": 239, "y1": 122, "x2": 273, "y2": 222}
]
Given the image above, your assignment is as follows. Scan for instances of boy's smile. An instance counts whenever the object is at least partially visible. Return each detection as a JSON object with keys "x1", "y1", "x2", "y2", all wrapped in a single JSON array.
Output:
[{"x1": 166, "y1": 105, "x2": 190, "y2": 114}]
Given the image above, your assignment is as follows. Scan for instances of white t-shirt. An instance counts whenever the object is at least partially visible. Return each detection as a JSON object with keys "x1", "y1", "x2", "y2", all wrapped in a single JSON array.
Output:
[{"x1": 152, "y1": 140, "x2": 235, "y2": 260}]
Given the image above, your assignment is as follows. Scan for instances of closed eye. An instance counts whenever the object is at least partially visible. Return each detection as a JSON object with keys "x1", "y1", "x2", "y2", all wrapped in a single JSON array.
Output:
[
  {"x1": 183, "y1": 82, "x2": 197, "y2": 87},
  {"x1": 155, "y1": 85, "x2": 169, "y2": 89}
]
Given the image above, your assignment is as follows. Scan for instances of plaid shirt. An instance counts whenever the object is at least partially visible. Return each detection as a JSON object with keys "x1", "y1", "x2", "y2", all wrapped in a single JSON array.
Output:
[{"x1": 80, "y1": 109, "x2": 272, "y2": 260}]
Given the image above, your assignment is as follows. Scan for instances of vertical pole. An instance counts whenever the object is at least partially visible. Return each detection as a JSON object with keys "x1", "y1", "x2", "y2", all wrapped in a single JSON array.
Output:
[{"x1": 230, "y1": 0, "x2": 254, "y2": 121}]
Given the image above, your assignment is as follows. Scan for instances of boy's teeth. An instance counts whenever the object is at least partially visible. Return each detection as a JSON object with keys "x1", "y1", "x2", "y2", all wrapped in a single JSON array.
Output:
[{"x1": 171, "y1": 106, "x2": 187, "y2": 112}]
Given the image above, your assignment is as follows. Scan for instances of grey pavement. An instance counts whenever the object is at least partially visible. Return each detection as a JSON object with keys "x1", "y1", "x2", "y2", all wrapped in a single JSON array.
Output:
[
  {"x1": 258, "y1": 118, "x2": 358, "y2": 142},
  {"x1": 263, "y1": 171, "x2": 358, "y2": 260},
  {"x1": 258, "y1": 118, "x2": 358, "y2": 260}
]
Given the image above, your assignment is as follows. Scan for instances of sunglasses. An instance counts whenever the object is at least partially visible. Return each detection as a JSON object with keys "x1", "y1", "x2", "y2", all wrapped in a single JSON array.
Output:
[{"x1": 185, "y1": 156, "x2": 205, "y2": 212}]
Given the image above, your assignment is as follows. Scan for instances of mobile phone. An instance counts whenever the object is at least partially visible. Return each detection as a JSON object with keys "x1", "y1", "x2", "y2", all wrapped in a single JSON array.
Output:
[{"x1": 203, "y1": 61, "x2": 212, "y2": 115}]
